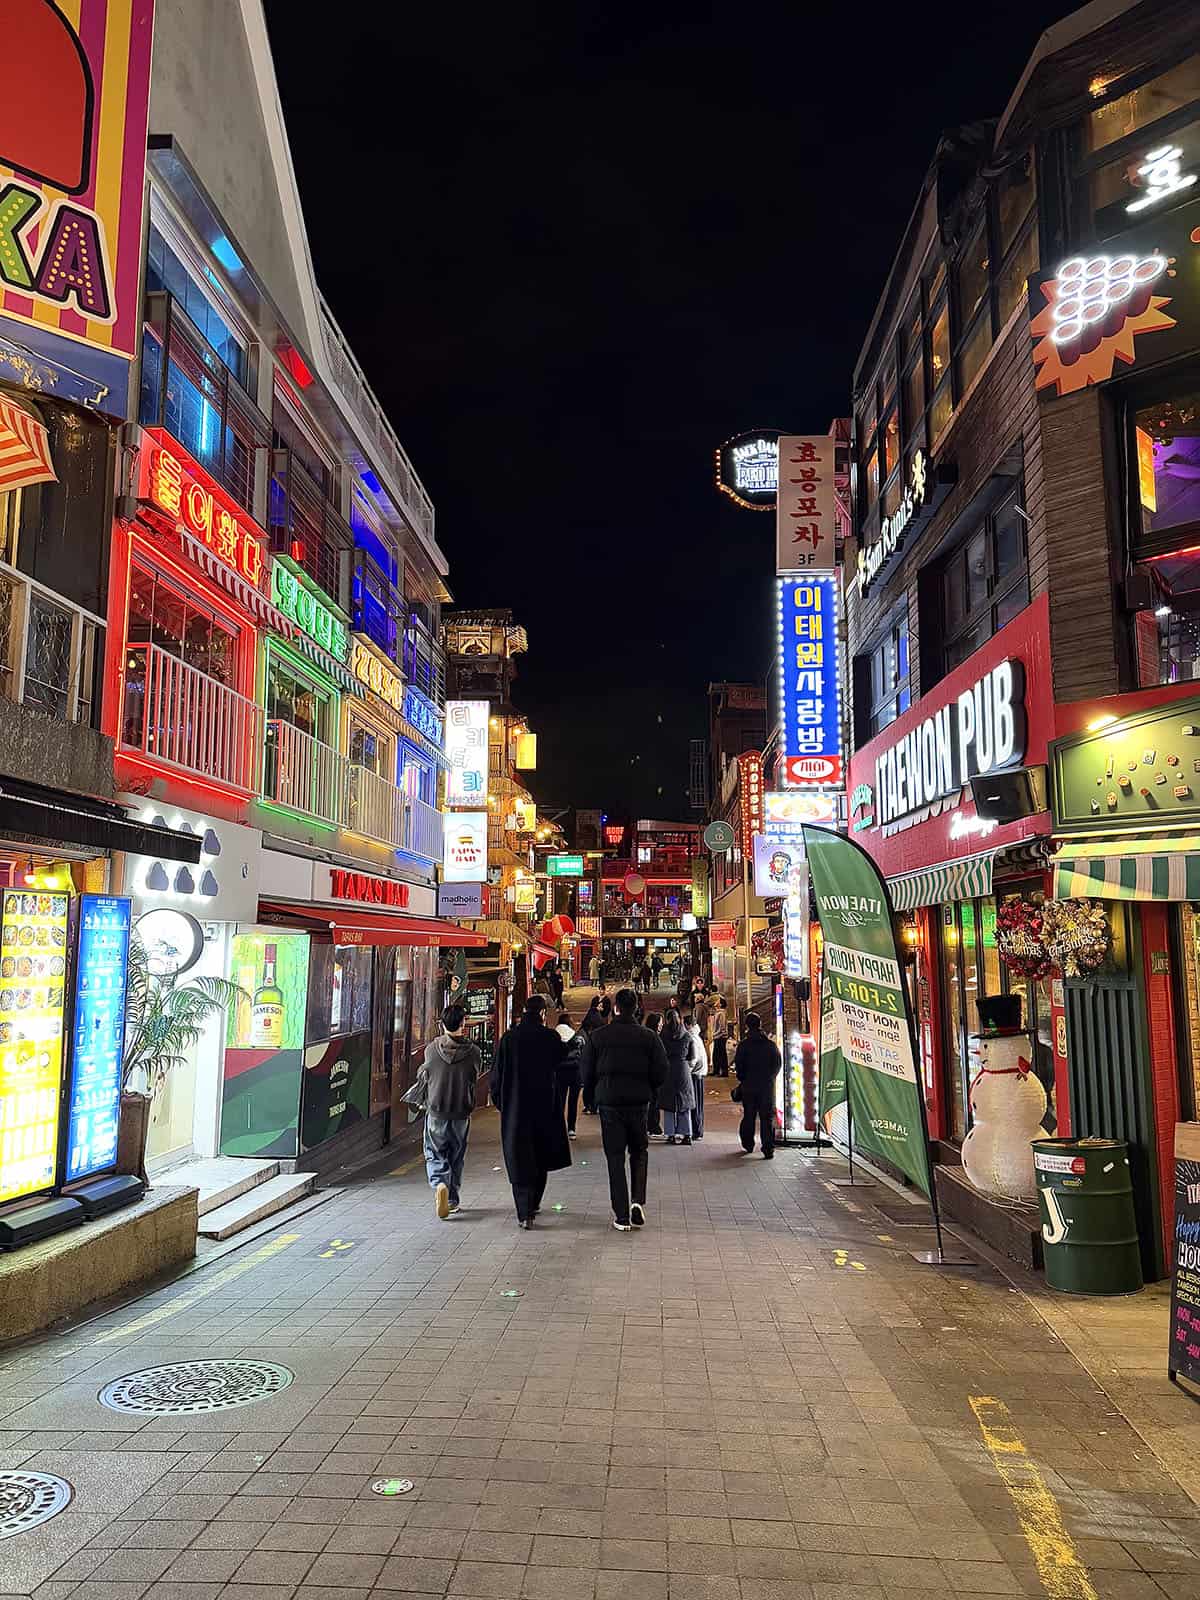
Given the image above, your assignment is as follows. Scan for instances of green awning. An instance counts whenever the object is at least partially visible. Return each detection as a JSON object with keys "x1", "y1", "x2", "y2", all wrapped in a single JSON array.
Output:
[
  {"x1": 1052, "y1": 834, "x2": 1200, "y2": 901},
  {"x1": 888, "y1": 850, "x2": 994, "y2": 912}
]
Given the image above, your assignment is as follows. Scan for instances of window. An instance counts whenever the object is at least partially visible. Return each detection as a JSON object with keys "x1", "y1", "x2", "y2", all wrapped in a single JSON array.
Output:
[
  {"x1": 350, "y1": 717, "x2": 393, "y2": 779},
  {"x1": 958, "y1": 228, "x2": 990, "y2": 328},
  {"x1": 1135, "y1": 388, "x2": 1200, "y2": 539},
  {"x1": 937, "y1": 486, "x2": 1029, "y2": 672},
  {"x1": 126, "y1": 564, "x2": 239, "y2": 686},
  {"x1": 996, "y1": 156, "x2": 1037, "y2": 254},
  {"x1": 307, "y1": 944, "x2": 374, "y2": 1041},
  {"x1": 929, "y1": 301, "x2": 950, "y2": 389},
  {"x1": 1130, "y1": 384, "x2": 1200, "y2": 685},
  {"x1": 998, "y1": 219, "x2": 1039, "y2": 326},
  {"x1": 902, "y1": 357, "x2": 924, "y2": 445},
  {"x1": 1088, "y1": 56, "x2": 1200, "y2": 152},
  {"x1": 400, "y1": 741, "x2": 435, "y2": 806},
  {"x1": 265, "y1": 652, "x2": 334, "y2": 744},
  {"x1": 858, "y1": 611, "x2": 910, "y2": 739},
  {"x1": 959, "y1": 311, "x2": 993, "y2": 395},
  {"x1": 146, "y1": 224, "x2": 246, "y2": 386}
]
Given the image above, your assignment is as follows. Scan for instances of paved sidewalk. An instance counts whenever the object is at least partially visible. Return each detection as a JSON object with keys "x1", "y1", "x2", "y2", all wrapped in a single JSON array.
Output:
[{"x1": 2, "y1": 1097, "x2": 1200, "y2": 1600}]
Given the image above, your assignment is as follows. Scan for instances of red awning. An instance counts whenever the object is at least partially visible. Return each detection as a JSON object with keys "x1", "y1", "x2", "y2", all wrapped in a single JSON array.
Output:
[{"x1": 259, "y1": 900, "x2": 487, "y2": 949}]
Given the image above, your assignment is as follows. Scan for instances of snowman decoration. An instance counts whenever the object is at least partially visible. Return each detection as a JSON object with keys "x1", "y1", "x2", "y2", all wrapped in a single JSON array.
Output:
[{"x1": 962, "y1": 994, "x2": 1046, "y2": 1203}]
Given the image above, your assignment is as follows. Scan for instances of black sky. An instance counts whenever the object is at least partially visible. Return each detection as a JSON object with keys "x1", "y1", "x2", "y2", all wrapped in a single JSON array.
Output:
[{"x1": 265, "y1": 1, "x2": 1081, "y2": 817}]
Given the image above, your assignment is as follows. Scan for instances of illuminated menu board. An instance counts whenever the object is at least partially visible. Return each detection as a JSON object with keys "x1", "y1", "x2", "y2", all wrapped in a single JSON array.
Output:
[
  {"x1": 0, "y1": 888, "x2": 70, "y2": 1204},
  {"x1": 65, "y1": 896, "x2": 132, "y2": 1183}
]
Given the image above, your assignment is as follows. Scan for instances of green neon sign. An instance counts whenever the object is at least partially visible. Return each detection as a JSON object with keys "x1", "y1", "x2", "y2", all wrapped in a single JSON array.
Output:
[
  {"x1": 547, "y1": 854, "x2": 584, "y2": 878},
  {"x1": 272, "y1": 563, "x2": 349, "y2": 662}
]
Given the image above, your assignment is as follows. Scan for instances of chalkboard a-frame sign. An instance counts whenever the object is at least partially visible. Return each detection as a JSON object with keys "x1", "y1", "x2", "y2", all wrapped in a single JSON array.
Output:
[{"x1": 1170, "y1": 1122, "x2": 1200, "y2": 1399}]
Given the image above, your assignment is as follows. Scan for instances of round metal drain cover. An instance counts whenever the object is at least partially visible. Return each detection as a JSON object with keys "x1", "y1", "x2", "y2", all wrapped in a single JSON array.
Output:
[
  {"x1": 0, "y1": 1472, "x2": 73, "y2": 1540},
  {"x1": 99, "y1": 1358, "x2": 294, "y2": 1416}
]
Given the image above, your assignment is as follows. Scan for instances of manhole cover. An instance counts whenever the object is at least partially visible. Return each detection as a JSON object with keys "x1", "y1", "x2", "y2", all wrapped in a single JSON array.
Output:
[
  {"x1": 99, "y1": 1359, "x2": 294, "y2": 1415},
  {"x1": 0, "y1": 1472, "x2": 73, "y2": 1540}
]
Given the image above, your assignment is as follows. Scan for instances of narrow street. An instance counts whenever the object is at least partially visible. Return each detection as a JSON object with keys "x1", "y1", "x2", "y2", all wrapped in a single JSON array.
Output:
[{"x1": 3, "y1": 1088, "x2": 1199, "y2": 1600}]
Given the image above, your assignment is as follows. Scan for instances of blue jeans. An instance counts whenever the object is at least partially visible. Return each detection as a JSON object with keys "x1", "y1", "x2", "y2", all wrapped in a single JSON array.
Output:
[
  {"x1": 424, "y1": 1115, "x2": 471, "y2": 1204},
  {"x1": 663, "y1": 1110, "x2": 690, "y2": 1138}
]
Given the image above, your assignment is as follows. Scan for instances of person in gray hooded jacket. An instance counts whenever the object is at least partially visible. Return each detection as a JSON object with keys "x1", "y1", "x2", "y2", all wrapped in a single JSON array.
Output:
[{"x1": 421, "y1": 1003, "x2": 481, "y2": 1219}]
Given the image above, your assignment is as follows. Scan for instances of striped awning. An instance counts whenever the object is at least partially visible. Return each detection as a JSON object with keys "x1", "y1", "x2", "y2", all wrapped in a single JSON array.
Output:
[
  {"x1": 178, "y1": 532, "x2": 296, "y2": 638},
  {"x1": 286, "y1": 627, "x2": 365, "y2": 698},
  {"x1": 888, "y1": 850, "x2": 995, "y2": 912},
  {"x1": 1052, "y1": 834, "x2": 1200, "y2": 901}
]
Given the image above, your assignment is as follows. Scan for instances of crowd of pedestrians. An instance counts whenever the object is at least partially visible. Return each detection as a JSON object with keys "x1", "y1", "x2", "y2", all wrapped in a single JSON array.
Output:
[{"x1": 414, "y1": 977, "x2": 782, "y2": 1231}]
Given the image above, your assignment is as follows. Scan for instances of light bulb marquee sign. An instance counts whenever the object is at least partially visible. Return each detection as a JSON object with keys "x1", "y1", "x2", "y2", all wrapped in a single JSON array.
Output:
[
  {"x1": 715, "y1": 429, "x2": 782, "y2": 510},
  {"x1": 1030, "y1": 197, "x2": 1200, "y2": 399}
]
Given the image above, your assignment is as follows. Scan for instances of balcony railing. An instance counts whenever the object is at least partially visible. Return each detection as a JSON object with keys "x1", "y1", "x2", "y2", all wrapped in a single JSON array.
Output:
[
  {"x1": 318, "y1": 297, "x2": 436, "y2": 547},
  {"x1": 122, "y1": 644, "x2": 264, "y2": 793},
  {"x1": 403, "y1": 615, "x2": 446, "y2": 706},
  {"x1": 0, "y1": 566, "x2": 103, "y2": 728},
  {"x1": 265, "y1": 720, "x2": 443, "y2": 857},
  {"x1": 141, "y1": 292, "x2": 270, "y2": 516},
  {"x1": 270, "y1": 448, "x2": 355, "y2": 607}
]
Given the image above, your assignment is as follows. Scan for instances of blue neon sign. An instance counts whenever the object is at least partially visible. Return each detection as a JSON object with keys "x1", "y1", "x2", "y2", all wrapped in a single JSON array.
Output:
[
  {"x1": 778, "y1": 576, "x2": 842, "y2": 787},
  {"x1": 403, "y1": 685, "x2": 444, "y2": 748},
  {"x1": 65, "y1": 895, "x2": 132, "y2": 1183}
]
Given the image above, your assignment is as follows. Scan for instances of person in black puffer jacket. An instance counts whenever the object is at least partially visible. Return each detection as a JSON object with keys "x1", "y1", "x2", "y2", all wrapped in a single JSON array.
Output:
[
  {"x1": 580, "y1": 988, "x2": 668, "y2": 1231},
  {"x1": 734, "y1": 1012, "x2": 781, "y2": 1157}
]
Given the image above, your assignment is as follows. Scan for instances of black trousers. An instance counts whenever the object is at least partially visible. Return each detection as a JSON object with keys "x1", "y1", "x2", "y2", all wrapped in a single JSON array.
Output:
[
  {"x1": 557, "y1": 1078, "x2": 581, "y2": 1133},
  {"x1": 712, "y1": 1037, "x2": 729, "y2": 1076},
  {"x1": 691, "y1": 1074, "x2": 705, "y2": 1139},
  {"x1": 739, "y1": 1087, "x2": 776, "y2": 1155},
  {"x1": 599, "y1": 1105, "x2": 648, "y2": 1224},
  {"x1": 512, "y1": 1173, "x2": 546, "y2": 1222}
]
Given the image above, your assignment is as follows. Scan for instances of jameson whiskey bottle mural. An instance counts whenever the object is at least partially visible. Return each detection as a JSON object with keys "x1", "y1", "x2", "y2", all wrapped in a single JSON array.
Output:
[{"x1": 250, "y1": 943, "x2": 284, "y2": 1047}]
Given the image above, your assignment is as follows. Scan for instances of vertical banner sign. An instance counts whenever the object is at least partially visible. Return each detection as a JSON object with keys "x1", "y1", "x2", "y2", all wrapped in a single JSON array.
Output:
[
  {"x1": 445, "y1": 700, "x2": 489, "y2": 803},
  {"x1": 783, "y1": 859, "x2": 809, "y2": 980},
  {"x1": 1170, "y1": 1122, "x2": 1200, "y2": 1389},
  {"x1": 802, "y1": 826, "x2": 933, "y2": 1197},
  {"x1": 778, "y1": 577, "x2": 843, "y2": 788},
  {"x1": 737, "y1": 751, "x2": 764, "y2": 852},
  {"x1": 776, "y1": 435, "x2": 837, "y2": 574},
  {"x1": 0, "y1": 886, "x2": 71, "y2": 1204},
  {"x1": 65, "y1": 894, "x2": 132, "y2": 1182},
  {"x1": 691, "y1": 856, "x2": 710, "y2": 919},
  {"x1": 0, "y1": 1, "x2": 155, "y2": 392},
  {"x1": 818, "y1": 966, "x2": 846, "y2": 1124}
]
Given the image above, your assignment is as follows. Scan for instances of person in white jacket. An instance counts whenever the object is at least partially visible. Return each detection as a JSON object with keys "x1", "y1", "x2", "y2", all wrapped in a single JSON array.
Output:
[{"x1": 685, "y1": 1015, "x2": 709, "y2": 1141}]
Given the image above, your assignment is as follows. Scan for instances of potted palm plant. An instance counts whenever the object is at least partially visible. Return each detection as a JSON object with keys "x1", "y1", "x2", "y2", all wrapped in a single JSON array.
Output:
[{"x1": 116, "y1": 932, "x2": 247, "y2": 1182}]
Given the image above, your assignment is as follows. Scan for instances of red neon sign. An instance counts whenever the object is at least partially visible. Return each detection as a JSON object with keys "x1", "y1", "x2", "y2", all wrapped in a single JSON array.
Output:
[
  {"x1": 738, "y1": 750, "x2": 764, "y2": 851},
  {"x1": 329, "y1": 869, "x2": 410, "y2": 908},
  {"x1": 138, "y1": 428, "x2": 266, "y2": 590}
]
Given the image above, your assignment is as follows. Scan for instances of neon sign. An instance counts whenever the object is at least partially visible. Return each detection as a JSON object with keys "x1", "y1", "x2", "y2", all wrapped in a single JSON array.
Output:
[
  {"x1": 716, "y1": 430, "x2": 781, "y2": 510},
  {"x1": 140, "y1": 431, "x2": 266, "y2": 589},
  {"x1": 778, "y1": 576, "x2": 843, "y2": 788},
  {"x1": 445, "y1": 700, "x2": 489, "y2": 803},
  {"x1": 351, "y1": 638, "x2": 402, "y2": 709},
  {"x1": 272, "y1": 564, "x2": 349, "y2": 661},
  {"x1": 738, "y1": 751, "x2": 764, "y2": 852},
  {"x1": 403, "y1": 686, "x2": 444, "y2": 747},
  {"x1": 1127, "y1": 145, "x2": 1196, "y2": 213},
  {"x1": 858, "y1": 450, "x2": 928, "y2": 593}
]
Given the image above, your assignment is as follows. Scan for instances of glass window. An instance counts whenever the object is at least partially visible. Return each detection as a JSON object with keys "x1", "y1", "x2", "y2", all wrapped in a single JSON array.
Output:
[
  {"x1": 350, "y1": 719, "x2": 392, "y2": 778},
  {"x1": 146, "y1": 224, "x2": 245, "y2": 386},
  {"x1": 124, "y1": 562, "x2": 239, "y2": 684},
  {"x1": 859, "y1": 610, "x2": 910, "y2": 738},
  {"x1": 958, "y1": 229, "x2": 990, "y2": 328},
  {"x1": 1087, "y1": 55, "x2": 1200, "y2": 152},
  {"x1": 937, "y1": 485, "x2": 1029, "y2": 675},
  {"x1": 904, "y1": 301, "x2": 923, "y2": 363},
  {"x1": 930, "y1": 377, "x2": 954, "y2": 440},
  {"x1": 942, "y1": 904, "x2": 968, "y2": 1142},
  {"x1": 1090, "y1": 117, "x2": 1200, "y2": 228},
  {"x1": 400, "y1": 741, "x2": 436, "y2": 806},
  {"x1": 862, "y1": 446, "x2": 879, "y2": 513},
  {"x1": 902, "y1": 359, "x2": 924, "y2": 442},
  {"x1": 1134, "y1": 390, "x2": 1200, "y2": 538},
  {"x1": 996, "y1": 154, "x2": 1037, "y2": 253},
  {"x1": 926, "y1": 257, "x2": 946, "y2": 303},
  {"x1": 266, "y1": 653, "x2": 333, "y2": 744},
  {"x1": 929, "y1": 301, "x2": 950, "y2": 389},
  {"x1": 959, "y1": 313, "x2": 992, "y2": 395},
  {"x1": 998, "y1": 221, "x2": 1039, "y2": 326},
  {"x1": 882, "y1": 407, "x2": 901, "y2": 479}
]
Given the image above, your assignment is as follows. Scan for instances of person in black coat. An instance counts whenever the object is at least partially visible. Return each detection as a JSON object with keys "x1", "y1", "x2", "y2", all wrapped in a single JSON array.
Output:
[
  {"x1": 734, "y1": 1013, "x2": 781, "y2": 1158},
  {"x1": 658, "y1": 1009, "x2": 699, "y2": 1144},
  {"x1": 580, "y1": 987, "x2": 668, "y2": 1230},
  {"x1": 490, "y1": 995, "x2": 571, "y2": 1226}
]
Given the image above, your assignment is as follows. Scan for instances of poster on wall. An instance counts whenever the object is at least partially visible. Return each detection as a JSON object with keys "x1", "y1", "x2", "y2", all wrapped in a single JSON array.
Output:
[
  {"x1": 1170, "y1": 1122, "x2": 1200, "y2": 1391},
  {"x1": 65, "y1": 895, "x2": 132, "y2": 1183},
  {"x1": 220, "y1": 930, "x2": 309, "y2": 1159},
  {"x1": 802, "y1": 826, "x2": 932, "y2": 1197},
  {"x1": 0, "y1": 0, "x2": 155, "y2": 409},
  {"x1": 0, "y1": 886, "x2": 71, "y2": 1204}
]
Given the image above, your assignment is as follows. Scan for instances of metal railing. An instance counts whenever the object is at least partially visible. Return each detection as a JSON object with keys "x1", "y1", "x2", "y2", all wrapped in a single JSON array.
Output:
[
  {"x1": 0, "y1": 566, "x2": 103, "y2": 727},
  {"x1": 141, "y1": 292, "x2": 270, "y2": 516},
  {"x1": 122, "y1": 644, "x2": 263, "y2": 792},
  {"x1": 318, "y1": 297, "x2": 436, "y2": 546},
  {"x1": 403, "y1": 615, "x2": 446, "y2": 706},
  {"x1": 403, "y1": 793, "x2": 443, "y2": 862},
  {"x1": 269, "y1": 448, "x2": 355, "y2": 607}
]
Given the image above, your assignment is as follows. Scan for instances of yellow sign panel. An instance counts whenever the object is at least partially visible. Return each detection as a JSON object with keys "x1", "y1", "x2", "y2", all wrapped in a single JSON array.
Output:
[
  {"x1": 515, "y1": 800, "x2": 537, "y2": 832},
  {"x1": 515, "y1": 732, "x2": 538, "y2": 770},
  {"x1": 0, "y1": 888, "x2": 71, "y2": 1203},
  {"x1": 1135, "y1": 426, "x2": 1157, "y2": 513},
  {"x1": 351, "y1": 639, "x2": 403, "y2": 710},
  {"x1": 514, "y1": 881, "x2": 537, "y2": 913}
]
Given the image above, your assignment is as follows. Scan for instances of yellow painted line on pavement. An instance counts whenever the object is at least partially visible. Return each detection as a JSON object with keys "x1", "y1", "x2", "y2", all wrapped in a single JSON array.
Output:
[
  {"x1": 390, "y1": 1155, "x2": 425, "y2": 1176},
  {"x1": 95, "y1": 1232, "x2": 301, "y2": 1344},
  {"x1": 832, "y1": 1249, "x2": 866, "y2": 1271},
  {"x1": 318, "y1": 1238, "x2": 355, "y2": 1258},
  {"x1": 969, "y1": 1395, "x2": 1097, "y2": 1600}
]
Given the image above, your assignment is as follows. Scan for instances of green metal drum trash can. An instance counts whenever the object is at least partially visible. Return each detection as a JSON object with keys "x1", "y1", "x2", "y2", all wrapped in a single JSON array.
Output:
[{"x1": 1032, "y1": 1138, "x2": 1142, "y2": 1295}]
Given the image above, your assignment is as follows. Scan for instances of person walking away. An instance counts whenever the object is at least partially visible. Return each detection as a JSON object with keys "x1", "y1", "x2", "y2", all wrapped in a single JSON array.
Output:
[
  {"x1": 711, "y1": 997, "x2": 730, "y2": 1077},
  {"x1": 644, "y1": 1013, "x2": 664, "y2": 1134},
  {"x1": 685, "y1": 1013, "x2": 709, "y2": 1140},
  {"x1": 734, "y1": 1013, "x2": 780, "y2": 1158},
  {"x1": 547, "y1": 960, "x2": 565, "y2": 1010},
  {"x1": 658, "y1": 1009, "x2": 698, "y2": 1144},
  {"x1": 490, "y1": 995, "x2": 571, "y2": 1226},
  {"x1": 579, "y1": 995, "x2": 605, "y2": 1116},
  {"x1": 589, "y1": 952, "x2": 601, "y2": 984},
  {"x1": 581, "y1": 987, "x2": 668, "y2": 1230},
  {"x1": 555, "y1": 1011, "x2": 582, "y2": 1138},
  {"x1": 421, "y1": 1003, "x2": 481, "y2": 1219},
  {"x1": 639, "y1": 959, "x2": 652, "y2": 994},
  {"x1": 651, "y1": 954, "x2": 663, "y2": 989}
]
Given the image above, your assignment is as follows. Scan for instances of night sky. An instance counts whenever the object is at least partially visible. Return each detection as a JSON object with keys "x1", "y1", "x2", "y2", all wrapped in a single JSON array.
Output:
[{"x1": 265, "y1": 1, "x2": 1080, "y2": 817}]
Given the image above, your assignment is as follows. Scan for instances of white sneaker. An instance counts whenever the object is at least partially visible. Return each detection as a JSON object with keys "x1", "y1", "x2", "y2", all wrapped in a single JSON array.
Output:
[
  {"x1": 630, "y1": 1204, "x2": 645, "y2": 1228},
  {"x1": 612, "y1": 1218, "x2": 632, "y2": 1232},
  {"x1": 435, "y1": 1183, "x2": 450, "y2": 1220},
  {"x1": 568, "y1": 1130, "x2": 576, "y2": 1139}
]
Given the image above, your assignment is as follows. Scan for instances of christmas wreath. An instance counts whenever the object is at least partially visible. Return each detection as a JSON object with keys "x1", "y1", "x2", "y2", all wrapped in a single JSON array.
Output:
[
  {"x1": 1041, "y1": 898, "x2": 1110, "y2": 978},
  {"x1": 996, "y1": 896, "x2": 1056, "y2": 979}
]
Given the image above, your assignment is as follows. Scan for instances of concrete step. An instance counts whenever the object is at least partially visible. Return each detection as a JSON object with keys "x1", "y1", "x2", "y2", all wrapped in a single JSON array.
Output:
[
  {"x1": 184, "y1": 1158, "x2": 281, "y2": 1217},
  {"x1": 198, "y1": 1172, "x2": 317, "y2": 1240}
]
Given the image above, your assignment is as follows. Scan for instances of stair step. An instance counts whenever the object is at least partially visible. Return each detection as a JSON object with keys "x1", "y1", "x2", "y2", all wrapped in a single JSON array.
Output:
[
  {"x1": 198, "y1": 1172, "x2": 317, "y2": 1239},
  {"x1": 186, "y1": 1157, "x2": 281, "y2": 1217}
]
